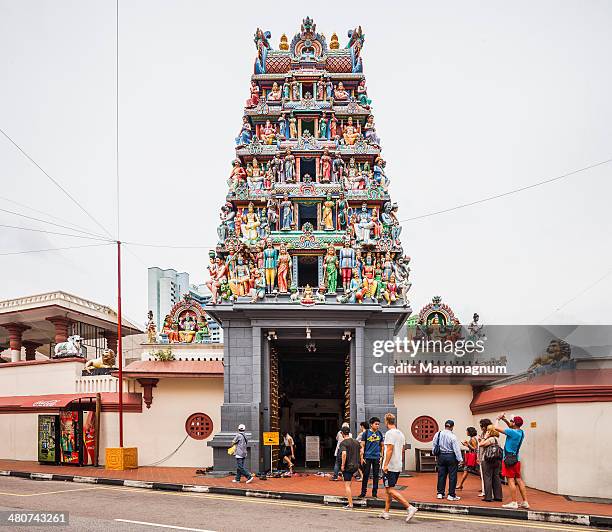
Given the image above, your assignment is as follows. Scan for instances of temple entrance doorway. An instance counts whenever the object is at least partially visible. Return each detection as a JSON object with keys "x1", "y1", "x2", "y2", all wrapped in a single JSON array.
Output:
[
  {"x1": 271, "y1": 335, "x2": 350, "y2": 469},
  {"x1": 296, "y1": 255, "x2": 319, "y2": 288}
]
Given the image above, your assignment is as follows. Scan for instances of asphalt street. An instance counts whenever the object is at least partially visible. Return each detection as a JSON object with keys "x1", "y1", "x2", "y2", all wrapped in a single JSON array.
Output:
[{"x1": 0, "y1": 477, "x2": 601, "y2": 532}]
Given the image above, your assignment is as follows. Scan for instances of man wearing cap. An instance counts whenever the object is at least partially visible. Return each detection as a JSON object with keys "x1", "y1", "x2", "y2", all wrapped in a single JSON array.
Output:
[
  {"x1": 496, "y1": 413, "x2": 529, "y2": 509},
  {"x1": 231, "y1": 424, "x2": 255, "y2": 484},
  {"x1": 432, "y1": 419, "x2": 463, "y2": 501}
]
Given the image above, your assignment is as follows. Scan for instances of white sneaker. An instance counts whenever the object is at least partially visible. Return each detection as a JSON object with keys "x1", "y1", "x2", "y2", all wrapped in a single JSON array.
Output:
[
  {"x1": 520, "y1": 501, "x2": 530, "y2": 509},
  {"x1": 447, "y1": 495, "x2": 461, "y2": 501},
  {"x1": 406, "y1": 505, "x2": 418, "y2": 522},
  {"x1": 503, "y1": 501, "x2": 519, "y2": 509},
  {"x1": 343, "y1": 504, "x2": 353, "y2": 510},
  {"x1": 436, "y1": 493, "x2": 444, "y2": 499},
  {"x1": 231, "y1": 479, "x2": 239, "y2": 483},
  {"x1": 246, "y1": 476, "x2": 254, "y2": 484},
  {"x1": 379, "y1": 512, "x2": 390, "y2": 520}
]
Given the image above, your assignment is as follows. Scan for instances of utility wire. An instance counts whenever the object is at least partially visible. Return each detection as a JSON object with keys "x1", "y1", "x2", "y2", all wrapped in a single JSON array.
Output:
[
  {"x1": 539, "y1": 266, "x2": 612, "y2": 324},
  {"x1": 0, "y1": 223, "x2": 113, "y2": 242},
  {"x1": 0, "y1": 243, "x2": 113, "y2": 256},
  {"x1": 0, "y1": 207, "x2": 108, "y2": 239},
  {"x1": 0, "y1": 126, "x2": 114, "y2": 238},
  {"x1": 0, "y1": 194, "x2": 105, "y2": 236},
  {"x1": 399, "y1": 158, "x2": 612, "y2": 222}
]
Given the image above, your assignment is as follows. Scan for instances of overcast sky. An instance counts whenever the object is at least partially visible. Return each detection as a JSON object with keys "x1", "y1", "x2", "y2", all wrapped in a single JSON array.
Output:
[{"x1": 1, "y1": 0, "x2": 611, "y2": 327}]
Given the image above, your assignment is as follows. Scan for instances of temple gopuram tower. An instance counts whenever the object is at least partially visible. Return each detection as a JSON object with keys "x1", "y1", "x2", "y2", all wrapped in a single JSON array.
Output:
[{"x1": 207, "y1": 18, "x2": 412, "y2": 473}]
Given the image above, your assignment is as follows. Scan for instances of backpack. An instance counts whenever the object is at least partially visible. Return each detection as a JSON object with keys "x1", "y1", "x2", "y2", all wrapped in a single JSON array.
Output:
[{"x1": 432, "y1": 431, "x2": 441, "y2": 457}]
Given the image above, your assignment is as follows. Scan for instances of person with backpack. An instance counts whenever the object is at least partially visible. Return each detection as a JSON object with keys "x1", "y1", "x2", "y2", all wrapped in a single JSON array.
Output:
[
  {"x1": 338, "y1": 426, "x2": 361, "y2": 509},
  {"x1": 478, "y1": 424, "x2": 503, "y2": 502},
  {"x1": 230, "y1": 424, "x2": 254, "y2": 484},
  {"x1": 359, "y1": 417, "x2": 384, "y2": 498},
  {"x1": 495, "y1": 413, "x2": 529, "y2": 509}
]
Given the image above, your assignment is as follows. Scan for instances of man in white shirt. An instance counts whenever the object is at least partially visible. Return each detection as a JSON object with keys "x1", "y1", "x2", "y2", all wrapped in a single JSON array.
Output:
[{"x1": 380, "y1": 413, "x2": 418, "y2": 523}]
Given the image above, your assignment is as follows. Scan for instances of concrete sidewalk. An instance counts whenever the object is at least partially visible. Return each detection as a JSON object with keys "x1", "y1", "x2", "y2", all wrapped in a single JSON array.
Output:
[{"x1": 1, "y1": 460, "x2": 610, "y2": 528}]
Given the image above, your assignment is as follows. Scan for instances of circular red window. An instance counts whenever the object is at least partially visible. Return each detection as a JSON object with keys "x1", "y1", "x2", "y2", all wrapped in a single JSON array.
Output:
[
  {"x1": 185, "y1": 413, "x2": 213, "y2": 440},
  {"x1": 411, "y1": 416, "x2": 439, "y2": 443}
]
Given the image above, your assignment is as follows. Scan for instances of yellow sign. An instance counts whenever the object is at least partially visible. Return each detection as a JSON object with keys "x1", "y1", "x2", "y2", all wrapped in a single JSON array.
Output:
[{"x1": 263, "y1": 432, "x2": 279, "y2": 446}]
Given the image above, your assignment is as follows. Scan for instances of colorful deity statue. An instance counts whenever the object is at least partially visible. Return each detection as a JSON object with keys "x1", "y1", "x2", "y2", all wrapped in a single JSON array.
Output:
[
  {"x1": 277, "y1": 244, "x2": 292, "y2": 293},
  {"x1": 247, "y1": 158, "x2": 265, "y2": 192},
  {"x1": 241, "y1": 202, "x2": 261, "y2": 245},
  {"x1": 371, "y1": 208, "x2": 382, "y2": 239},
  {"x1": 250, "y1": 268, "x2": 266, "y2": 303},
  {"x1": 229, "y1": 255, "x2": 251, "y2": 298},
  {"x1": 323, "y1": 245, "x2": 339, "y2": 294},
  {"x1": 382, "y1": 274, "x2": 398, "y2": 305},
  {"x1": 316, "y1": 76, "x2": 325, "y2": 100},
  {"x1": 267, "y1": 81, "x2": 282, "y2": 101},
  {"x1": 146, "y1": 310, "x2": 157, "y2": 343},
  {"x1": 382, "y1": 252, "x2": 395, "y2": 281},
  {"x1": 280, "y1": 193, "x2": 293, "y2": 230},
  {"x1": 261, "y1": 120, "x2": 276, "y2": 144},
  {"x1": 343, "y1": 116, "x2": 359, "y2": 145},
  {"x1": 263, "y1": 240, "x2": 279, "y2": 293},
  {"x1": 270, "y1": 152, "x2": 283, "y2": 182},
  {"x1": 246, "y1": 81, "x2": 260, "y2": 107},
  {"x1": 179, "y1": 315, "x2": 197, "y2": 343},
  {"x1": 282, "y1": 77, "x2": 290, "y2": 99},
  {"x1": 346, "y1": 157, "x2": 364, "y2": 190},
  {"x1": 332, "y1": 152, "x2": 345, "y2": 182},
  {"x1": 206, "y1": 256, "x2": 229, "y2": 304},
  {"x1": 218, "y1": 202, "x2": 236, "y2": 242},
  {"x1": 334, "y1": 81, "x2": 350, "y2": 100},
  {"x1": 339, "y1": 238, "x2": 356, "y2": 291},
  {"x1": 267, "y1": 198, "x2": 278, "y2": 230},
  {"x1": 364, "y1": 115, "x2": 380, "y2": 145},
  {"x1": 321, "y1": 193, "x2": 335, "y2": 231},
  {"x1": 278, "y1": 112, "x2": 289, "y2": 139},
  {"x1": 329, "y1": 113, "x2": 338, "y2": 139},
  {"x1": 357, "y1": 79, "x2": 371, "y2": 108},
  {"x1": 319, "y1": 111, "x2": 328, "y2": 139},
  {"x1": 283, "y1": 148, "x2": 295, "y2": 182},
  {"x1": 320, "y1": 148, "x2": 332, "y2": 182},
  {"x1": 289, "y1": 113, "x2": 298, "y2": 139},
  {"x1": 162, "y1": 315, "x2": 180, "y2": 343},
  {"x1": 290, "y1": 77, "x2": 300, "y2": 100},
  {"x1": 229, "y1": 159, "x2": 247, "y2": 192},
  {"x1": 373, "y1": 156, "x2": 387, "y2": 189},
  {"x1": 355, "y1": 203, "x2": 374, "y2": 244},
  {"x1": 235, "y1": 116, "x2": 252, "y2": 146},
  {"x1": 337, "y1": 191, "x2": 349, "y2": 231},
  {"x1": 194, "y1": 317, "x2": 210, "y2": 343},
  {"x1": 362, "y1": 252, "x2": 377, "y2": 300}
]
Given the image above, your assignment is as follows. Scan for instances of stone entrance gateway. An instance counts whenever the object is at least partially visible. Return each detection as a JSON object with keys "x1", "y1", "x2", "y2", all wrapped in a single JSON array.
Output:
[{"x1": 206, "y1": 304, "x2": 408, "y2": 474}]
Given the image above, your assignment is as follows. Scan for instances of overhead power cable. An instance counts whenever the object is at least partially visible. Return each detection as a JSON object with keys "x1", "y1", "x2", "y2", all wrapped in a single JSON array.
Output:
[
  {"x1": 0, "y1": 223, "x2": 113, "y2": 242},
  {"x1": 0, "y1": 207, "x2": 108, "y2": 239},
  {"x1": 0, "y1": 194, "x2": 104, "y2": 235},
  {"x1": 0, "y1": 126, "x2": 114, "y2": 238},
  {"x1": 0, "y1": 243, "x2": 113, "y2": 256},
  {"x1": 399, "y1": 158, "x2": 612, "y2": 223}
]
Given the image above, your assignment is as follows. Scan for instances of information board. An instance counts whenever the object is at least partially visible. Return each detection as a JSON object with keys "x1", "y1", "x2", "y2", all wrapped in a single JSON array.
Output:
[{"x1": 305, "y1": 435, "x2": 320, "y2": 463}]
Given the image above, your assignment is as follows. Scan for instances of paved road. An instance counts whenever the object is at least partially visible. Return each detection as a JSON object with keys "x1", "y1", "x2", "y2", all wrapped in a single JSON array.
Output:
[{"x1": 0, "y1": 477, "x2": 599, "y2": 532}]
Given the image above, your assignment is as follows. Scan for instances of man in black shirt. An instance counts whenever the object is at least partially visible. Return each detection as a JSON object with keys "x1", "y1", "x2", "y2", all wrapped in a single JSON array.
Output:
[{"x1": 339, "y1": 426, "x2": 361, "y2": 510}]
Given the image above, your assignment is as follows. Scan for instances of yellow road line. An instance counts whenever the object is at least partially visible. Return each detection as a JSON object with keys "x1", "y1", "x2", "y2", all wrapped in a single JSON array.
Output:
[
  {"x1": 0, "y1": 486, "x2": 102, "y2": 497},
  {"x1": 94, "y1": 486, "x2": 602, "y2": 532}
]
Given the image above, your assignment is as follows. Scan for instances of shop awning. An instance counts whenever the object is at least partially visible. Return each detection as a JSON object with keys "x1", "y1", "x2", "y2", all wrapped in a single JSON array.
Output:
[{"x1": 0, "y1": 392, "x2": 142, "y2": 413}]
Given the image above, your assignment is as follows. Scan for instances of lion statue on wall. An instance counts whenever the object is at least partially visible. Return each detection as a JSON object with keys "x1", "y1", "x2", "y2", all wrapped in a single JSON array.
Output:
[{"x1": 84, "y1": 349, "x2": 117, "y2": 372}]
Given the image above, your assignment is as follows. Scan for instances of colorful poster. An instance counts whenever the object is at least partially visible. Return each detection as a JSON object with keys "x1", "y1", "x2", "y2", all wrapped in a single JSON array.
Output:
[
  {"x1": 82, "y1": 410, "x2": 96, "y2": 465},
  {"x1": 59, "y1": 411, "x2": 79, "y2": 464},
  {"x1": 38, "y1": 415, "x2": 57, "y2": 463}
]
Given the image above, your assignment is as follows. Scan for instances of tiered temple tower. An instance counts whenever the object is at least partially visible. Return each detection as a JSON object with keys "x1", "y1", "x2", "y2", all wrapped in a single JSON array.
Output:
[{"x1": 207, "y1": 18, "x2": 412, "y2": 473}]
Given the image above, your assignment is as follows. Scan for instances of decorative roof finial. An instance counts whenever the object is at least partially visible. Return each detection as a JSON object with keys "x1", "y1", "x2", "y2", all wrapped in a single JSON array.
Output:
[
  {"x1": 330, "y1": 32, "x2": 339, "y2": 49},
  {"x1": 279, "y1": 33, "x2": 289, "y2": 50}
]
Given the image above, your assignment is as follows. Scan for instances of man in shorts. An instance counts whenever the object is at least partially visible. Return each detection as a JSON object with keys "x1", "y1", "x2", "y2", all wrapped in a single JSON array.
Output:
[
  {"x1": 338, "y1": 426, "x2": 361, "y2": 510},
  {"x1": 380, "y1": 413, "x2": 418, "y2": 522},
  {"x1": 496, "y1": 413, "x2": 529, "y2": 509}
]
